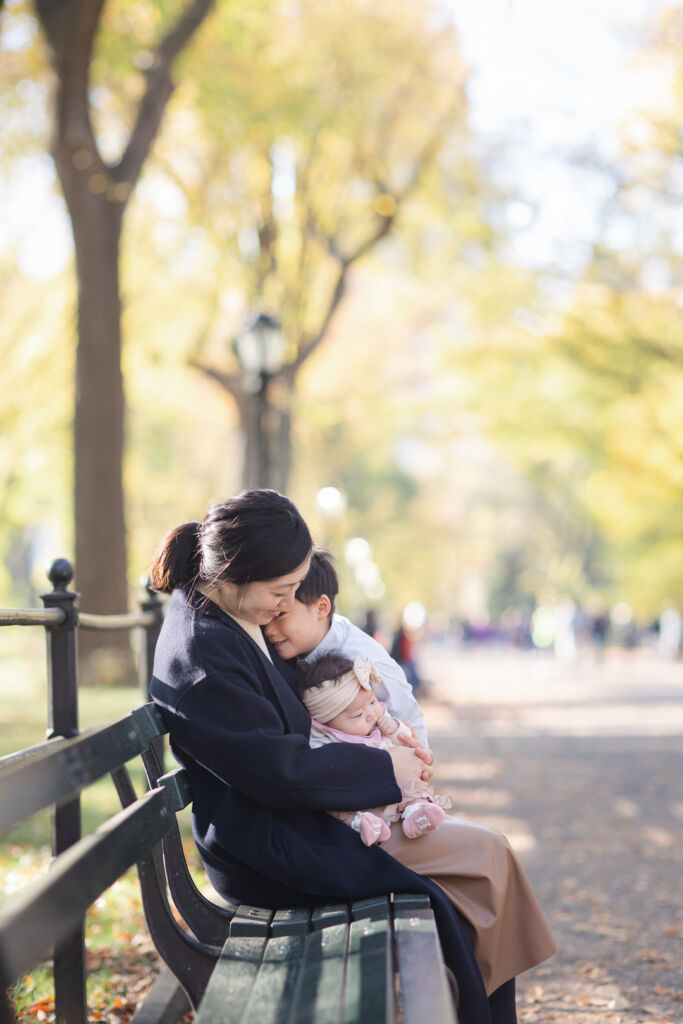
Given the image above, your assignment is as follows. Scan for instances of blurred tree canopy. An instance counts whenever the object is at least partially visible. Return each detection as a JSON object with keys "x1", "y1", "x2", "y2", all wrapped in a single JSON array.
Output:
[
  {"x1": 143, "y1": 0, "x2": 473, "y2": 492},
  {"x1": 1, "y1": 0, "x2": 682, "y2": 634},
  {"x1": 436, "y1": 0, "x2": 683, "y2": 617}
]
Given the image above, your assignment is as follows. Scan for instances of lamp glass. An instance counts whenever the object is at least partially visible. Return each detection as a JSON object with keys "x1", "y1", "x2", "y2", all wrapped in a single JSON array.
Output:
[{"x1": 235, "y1": 314, "x2": 285, "y2": 375}]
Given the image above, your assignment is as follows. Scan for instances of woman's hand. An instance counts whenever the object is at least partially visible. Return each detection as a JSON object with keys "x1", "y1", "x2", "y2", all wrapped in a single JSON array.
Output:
[
  {"x1": 388, "y1": 745, "x2": 434, "y2": 788},
  {"x1": 395, "y1": 730, "x2": 434, "y2": 780}
]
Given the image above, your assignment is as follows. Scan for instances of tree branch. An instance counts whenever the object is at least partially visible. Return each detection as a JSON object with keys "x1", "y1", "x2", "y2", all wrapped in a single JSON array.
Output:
[
  {"x1": 189, "y1": 356, "x2": 244, "y2": 403},
  {"x1": 553, "y1": 334, "x2": 642, "y2": 391},
  {"x1": 118, "y1": 0, "x2": 215, "y2": 186},
  {"x1": 289, "y1": 108, "x2": 455, "y2": 374},
  {"x1": 287, "y1": 267, "x2": 349, "y2": 375},
  {"x1": 630, "y1": 332, "x2": 683, "y2": 369}
]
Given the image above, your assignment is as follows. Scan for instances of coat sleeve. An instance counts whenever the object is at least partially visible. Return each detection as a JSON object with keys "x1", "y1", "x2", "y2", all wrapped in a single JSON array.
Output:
[{"x1": 166, "y1": 650, "x2": 402, "y2": 813}]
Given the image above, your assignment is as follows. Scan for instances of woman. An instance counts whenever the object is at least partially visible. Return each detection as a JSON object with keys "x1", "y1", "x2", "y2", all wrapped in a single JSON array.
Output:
[{"x1": 149, "y1": 490, "x2": 555, "y2": 1024}]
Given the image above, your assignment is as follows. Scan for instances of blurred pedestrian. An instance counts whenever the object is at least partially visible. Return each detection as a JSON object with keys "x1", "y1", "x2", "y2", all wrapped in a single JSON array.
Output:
[
  {"x1": 591, "y1": 608, "x2": 609, "y2": 660},
  {"x1": 658, "y1": 607, "x2": 682, "y2": 660},
  {"x1": 390, "y1": 621, "x2": 424, "y2": 695}
]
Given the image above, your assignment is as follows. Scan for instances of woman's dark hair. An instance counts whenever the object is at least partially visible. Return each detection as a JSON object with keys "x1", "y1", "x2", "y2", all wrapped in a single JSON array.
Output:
[
  {"x1": 149, "y1": 489, "x2": 312, "y2": 594},
  {"x1": 300, "y1": 653, "x2": 353, "y2": 695},
  {"x1": 294, "y1": 549, "x2": 338, "y2": 617}
]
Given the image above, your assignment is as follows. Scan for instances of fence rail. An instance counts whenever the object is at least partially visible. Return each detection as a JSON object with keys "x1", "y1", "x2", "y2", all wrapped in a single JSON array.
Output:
[
  {"x1": 0, "y1": 557, "x2": 165, "y2": 1024},
  {"x1": 78, "y1": 610, "x2": 158, "y2": 630},
  {"x1": 0, "y1": 608, "x2": 65, "y2": 627}
]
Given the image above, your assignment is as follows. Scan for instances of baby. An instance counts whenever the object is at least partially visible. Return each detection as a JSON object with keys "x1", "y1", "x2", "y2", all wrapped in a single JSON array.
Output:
[{"x1": 300, "y1": 652, "x2": 450, "y2": 846}]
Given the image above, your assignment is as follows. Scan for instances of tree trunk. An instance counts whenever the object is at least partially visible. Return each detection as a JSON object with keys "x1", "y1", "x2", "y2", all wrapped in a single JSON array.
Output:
[
  {"x1": 34, "y1": 0, "x2": 216, "y2": 683},
  {"x1": 238, "y1": 390, "x2": 261, "y2": 491},
  {"x1": 270, "y1": 377, "x2": 293, "y2": 495},
  {"x1": 65, "y1": 177, "x2": 132, "y2": 681},
  {"x1": 239, "y1": 377, "x2": 294, "y2": 494}
]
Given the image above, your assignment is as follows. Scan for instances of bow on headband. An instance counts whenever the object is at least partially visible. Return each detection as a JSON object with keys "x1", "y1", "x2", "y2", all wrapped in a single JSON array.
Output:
[{"x1": 302, "y1": 655, "x2": 382, "y2": 724}]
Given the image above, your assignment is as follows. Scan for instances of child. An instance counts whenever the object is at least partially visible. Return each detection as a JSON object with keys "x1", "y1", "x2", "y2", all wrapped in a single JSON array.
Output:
[
  {"x1": 264, "y1": 550, "x2": 428, "y2": 746},
  {"x1": 300, "y1": 652, "x2": 450, "y2": 846}
]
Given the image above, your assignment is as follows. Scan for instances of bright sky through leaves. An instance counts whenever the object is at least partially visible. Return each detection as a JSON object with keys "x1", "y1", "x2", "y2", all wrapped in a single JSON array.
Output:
[
  {"x1": 450, "y1": 0, "x2": 675, "y2": 271},
  {"x1": 2, "y1": 0, "x2": 676, "y2": 281}
]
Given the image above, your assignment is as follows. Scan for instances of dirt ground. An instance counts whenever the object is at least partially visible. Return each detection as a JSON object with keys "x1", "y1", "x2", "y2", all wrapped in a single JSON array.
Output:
[{"x1": 419, "y1": 645, "x2": 683, "y2": 1024}]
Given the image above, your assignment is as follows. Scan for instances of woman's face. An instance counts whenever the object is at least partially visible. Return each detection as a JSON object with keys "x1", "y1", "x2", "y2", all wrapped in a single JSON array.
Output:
[{"x1": 228, "y1": 555, "x2": 312, "y2": 626}]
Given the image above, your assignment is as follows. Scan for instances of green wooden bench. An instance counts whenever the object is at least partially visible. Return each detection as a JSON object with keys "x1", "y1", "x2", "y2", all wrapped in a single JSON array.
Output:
[{"x1": 0, "y1": 702, "x2": 459, "y2": 1024}]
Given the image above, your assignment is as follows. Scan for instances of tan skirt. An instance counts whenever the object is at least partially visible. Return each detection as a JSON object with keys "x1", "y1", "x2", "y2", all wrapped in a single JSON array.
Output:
[{"x1": 382, "y1": 815, "x2": 557, "y2": 995}]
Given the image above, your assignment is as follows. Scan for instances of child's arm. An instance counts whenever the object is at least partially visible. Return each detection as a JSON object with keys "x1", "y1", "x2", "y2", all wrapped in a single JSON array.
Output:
[{"x1": 366, "y1": 646, "x2": 429, "y2": 746}]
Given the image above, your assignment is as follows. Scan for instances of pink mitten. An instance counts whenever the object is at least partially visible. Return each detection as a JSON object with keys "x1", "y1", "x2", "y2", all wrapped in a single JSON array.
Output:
[{"x1": 401, "y1": 801, "x2": 446, "y2": 839}]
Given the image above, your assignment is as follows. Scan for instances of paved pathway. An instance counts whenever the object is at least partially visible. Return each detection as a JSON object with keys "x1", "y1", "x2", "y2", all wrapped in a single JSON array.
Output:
[{"x1": 417, "y1": 645, "x2": 683, "y2": 1024}]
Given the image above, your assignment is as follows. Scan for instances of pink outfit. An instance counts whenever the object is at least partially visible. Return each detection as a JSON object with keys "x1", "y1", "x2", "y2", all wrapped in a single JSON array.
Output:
[
  {"x1": 309, "y1": 718, "x2": 391, "y2": 748},
  {"x1": 311, "y1": 705, "x2": 451, "y2": 830}
]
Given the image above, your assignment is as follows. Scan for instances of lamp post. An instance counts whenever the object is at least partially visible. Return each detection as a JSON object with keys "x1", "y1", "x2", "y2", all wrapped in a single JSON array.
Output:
[{"x1": 234, "y1": 313, "x2": 286, "y2": 488}]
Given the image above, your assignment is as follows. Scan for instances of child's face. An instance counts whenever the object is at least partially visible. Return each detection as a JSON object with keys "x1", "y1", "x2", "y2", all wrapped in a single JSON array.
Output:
[
  {"x1": 263, "y1": 598, "x2": 327, "y2": 659},
  {"x1": 326, "y1": 687, "x2": 382, "y2": 736}
]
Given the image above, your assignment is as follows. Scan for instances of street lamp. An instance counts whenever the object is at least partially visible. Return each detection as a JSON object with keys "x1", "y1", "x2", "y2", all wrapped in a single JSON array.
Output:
[
  {"x1": 234, "y1": 313, "x2": 286, "y2": 488},
  {"x1": 235, "y1": 313, "x2": 286, "y2": 381}
]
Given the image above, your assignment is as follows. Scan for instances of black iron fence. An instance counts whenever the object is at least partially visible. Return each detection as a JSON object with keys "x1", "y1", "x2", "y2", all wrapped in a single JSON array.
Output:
[{"x1": 0, "y1": 558, "x2": 164, "y2": 1024}]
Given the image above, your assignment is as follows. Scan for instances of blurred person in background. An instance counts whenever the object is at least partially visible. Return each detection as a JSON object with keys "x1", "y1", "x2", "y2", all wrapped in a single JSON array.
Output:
[{"x1": 390, "y1": 618, "x2": 424, "y2": 695}]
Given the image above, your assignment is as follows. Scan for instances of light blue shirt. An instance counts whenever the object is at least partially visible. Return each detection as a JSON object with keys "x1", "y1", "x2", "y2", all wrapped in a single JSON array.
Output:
[{"x1": 302, "y1": 614, "x2": 428, "y2": 746}]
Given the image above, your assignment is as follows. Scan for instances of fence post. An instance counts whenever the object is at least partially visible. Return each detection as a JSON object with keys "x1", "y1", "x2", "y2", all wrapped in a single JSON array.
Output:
[
  {"x1": 41, "y1": 557, "x2": 86, "y2": 1024},
  {"x1": 139, "y1": 579, "x2": 163, "y2": 702},
  {"x1": 139, "y1": 580, "x2": 164, "y2": 770}
]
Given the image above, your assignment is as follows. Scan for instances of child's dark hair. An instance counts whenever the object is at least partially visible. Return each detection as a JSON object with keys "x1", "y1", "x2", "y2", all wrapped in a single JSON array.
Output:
[
  {"x1": 295, "y1": 549, "x2": 338, "y2": 616},
  {"x1": 149, "y1": 489, "x2": 312, "y2": 594},
  {"x1": 300, "y1": 653, "x2": 353, "y2": 695}
]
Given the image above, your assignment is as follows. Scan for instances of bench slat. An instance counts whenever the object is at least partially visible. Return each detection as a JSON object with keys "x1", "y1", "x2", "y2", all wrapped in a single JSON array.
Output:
[
  {"x1": 393, "y1": 893, "x2": 431, "y2": 913},
  {"x1": 287, "y1": 922, "x2": 348, "y2": 1024},
  {"x1": 240, "y1": 933, "x2": 307, "y2": 1024},
  {"x1": 271, "y1": 907, "x2": 311, "y2": 936},
  {"x1": 394, "y1": 909, "x2": 458, "y2": 1024},
  {"x1": 193, "y1": 936, "x2": 267, "y2": 1024},
  {"x1": 351, "y1": 896, "x2": 391, "y2": 921},
  {"x1": 0, "y1": 703, "x2": 165, "y2": 836},
  {"x1": 230, "y1": 905, "x2": 274, "y2": 937},
  {"x1": 0, "y1": 786, "x2": 173, "y2": 988},
  {"x1": 343, "y1": 914, "x2": 396, "y2": 1023},
  {"x1": 310, "y1": 904, "x2": 349, "y2": 931}
]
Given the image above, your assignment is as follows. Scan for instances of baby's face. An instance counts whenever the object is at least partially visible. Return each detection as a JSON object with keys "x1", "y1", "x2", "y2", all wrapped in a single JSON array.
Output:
[{"x1": 327, "y1": 687, "x2": 382, "y2": 736}]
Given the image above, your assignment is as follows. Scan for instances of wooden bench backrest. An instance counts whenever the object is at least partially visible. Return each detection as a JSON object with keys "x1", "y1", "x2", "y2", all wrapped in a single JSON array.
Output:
[{"x1": 0, "y1": 703, "x2": 230, "y2": 1016}]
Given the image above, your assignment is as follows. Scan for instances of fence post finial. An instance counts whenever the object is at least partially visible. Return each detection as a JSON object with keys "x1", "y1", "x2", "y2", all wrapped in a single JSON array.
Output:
[{"x1": 47, "y1": 558, "x2": 75, "y2": 592}]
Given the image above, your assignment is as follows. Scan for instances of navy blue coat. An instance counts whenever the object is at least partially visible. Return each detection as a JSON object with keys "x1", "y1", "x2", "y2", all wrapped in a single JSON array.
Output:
[{"x1": 151, "y1": 588, "x2": 492, "y2": 1023}]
